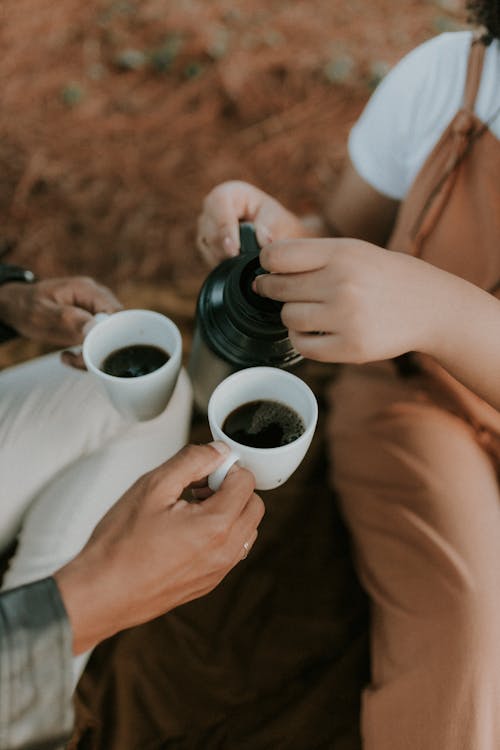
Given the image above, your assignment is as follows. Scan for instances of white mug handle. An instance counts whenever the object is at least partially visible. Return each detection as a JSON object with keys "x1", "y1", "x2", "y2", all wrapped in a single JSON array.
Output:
[
  {"x1": 82, "y1": 312, "x2": 110, "y2": 338},
  {"x1": 208, "y1": 451, "x2": 240, "y2": 492}
]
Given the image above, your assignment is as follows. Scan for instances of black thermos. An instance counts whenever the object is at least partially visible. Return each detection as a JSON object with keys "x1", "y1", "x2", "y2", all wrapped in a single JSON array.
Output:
[{"x1": 188, "y1": 223, "x2": 303, "y2": 412}]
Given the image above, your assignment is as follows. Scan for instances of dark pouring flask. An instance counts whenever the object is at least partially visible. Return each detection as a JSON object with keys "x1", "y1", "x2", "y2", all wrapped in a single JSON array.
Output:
[{"x1": 188, "y1": 223, "x2": 304, "y2": 413}]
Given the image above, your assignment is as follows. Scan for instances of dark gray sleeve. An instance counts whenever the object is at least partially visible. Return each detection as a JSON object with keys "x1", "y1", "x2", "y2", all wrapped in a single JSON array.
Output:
[{"x1": 0, "y1": 577, "x2": 74, "y2": 750}]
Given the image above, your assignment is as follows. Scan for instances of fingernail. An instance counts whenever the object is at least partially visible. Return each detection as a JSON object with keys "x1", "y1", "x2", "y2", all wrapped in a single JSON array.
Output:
[
  {"x1": 257, "y1": 226, "x2": 273, "y2": 246},
  {"x1": 209, "y1": 440, "x2": 231, "y2": 455},
  {"x1": 64, "y1": 346, "x2": 82, "y2": 356},
  {"x1": 251, "y1": 279, "x2": 260, "y2": 294},
  {"x1": 223, "y1": 236, "x2": 238, "y2": 256}
]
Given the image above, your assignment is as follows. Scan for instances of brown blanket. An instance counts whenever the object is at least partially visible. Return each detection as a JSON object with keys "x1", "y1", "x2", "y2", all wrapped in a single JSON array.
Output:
[{"x1": 71, "y1": 362, "x2": 369, "y2": 750}]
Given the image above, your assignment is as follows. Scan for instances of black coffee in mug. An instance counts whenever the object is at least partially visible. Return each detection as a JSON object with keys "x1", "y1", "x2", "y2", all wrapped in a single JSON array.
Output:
[
  {"x1": 101, "y1": 344, "x2": 169, "y2": 378},
  {"x1": 222, "y1": 399, "x2": 305, "y2": 449}
]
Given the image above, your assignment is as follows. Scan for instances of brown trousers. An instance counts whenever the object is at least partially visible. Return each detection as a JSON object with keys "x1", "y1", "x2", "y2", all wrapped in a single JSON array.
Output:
[{"x1": 327, "y1": 363, "x2": 500, "y2": 749}]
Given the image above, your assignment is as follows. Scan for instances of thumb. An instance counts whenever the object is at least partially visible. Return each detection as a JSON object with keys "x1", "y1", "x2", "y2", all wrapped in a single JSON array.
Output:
[{"x1": 153, "y1": 442, "x2": 232, "y2": 502}]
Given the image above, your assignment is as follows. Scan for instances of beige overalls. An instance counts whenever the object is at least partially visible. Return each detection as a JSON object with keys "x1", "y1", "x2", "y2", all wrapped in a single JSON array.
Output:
[{"x1": 327, "y1": 38, "x2": 500, "y2": 749}]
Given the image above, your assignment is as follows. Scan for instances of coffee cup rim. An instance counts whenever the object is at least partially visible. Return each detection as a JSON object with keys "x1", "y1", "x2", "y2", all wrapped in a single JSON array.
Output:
[
  {"x1": 82, "y1": 309, "x2": 182, "y2": 382},
  {"x1": 208, "y1": 366, "x2": 318, "y2": 455}
]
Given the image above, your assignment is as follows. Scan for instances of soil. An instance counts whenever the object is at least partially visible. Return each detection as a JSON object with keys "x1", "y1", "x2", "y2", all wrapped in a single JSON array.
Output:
[{"x1": 0, "y1": 0, "x2": 467, "y2": 367}]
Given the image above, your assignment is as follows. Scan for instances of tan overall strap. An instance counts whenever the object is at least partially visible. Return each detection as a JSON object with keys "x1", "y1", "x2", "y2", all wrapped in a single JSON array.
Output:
[
  {"x1": 409, "y1": 38, "x2": 488, "y2": 253},
  {"x1": 462, "y1": 35, "x2": 486, "y2": 113}
]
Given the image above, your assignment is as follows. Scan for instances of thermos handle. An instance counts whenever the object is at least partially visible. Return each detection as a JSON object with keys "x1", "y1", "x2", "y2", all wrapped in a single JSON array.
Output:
[
  {"x1": 238, "y1": 221, "x2": 282, "y2": 311},
  {"x1": 239, "y1": 222, "x2": 260, "y2": 255},
  {"x1": 208, "y1": 451, "x2": 240, "y2": 491}
]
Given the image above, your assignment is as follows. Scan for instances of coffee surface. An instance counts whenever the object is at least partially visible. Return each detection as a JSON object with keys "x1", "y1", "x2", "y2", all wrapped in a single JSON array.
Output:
[
  {"x1": 101, "y1": 344, "x2": 169, "y2": 378},
  {"x1": 222, "y1": 399, "x2": 305, "y2": 448}
]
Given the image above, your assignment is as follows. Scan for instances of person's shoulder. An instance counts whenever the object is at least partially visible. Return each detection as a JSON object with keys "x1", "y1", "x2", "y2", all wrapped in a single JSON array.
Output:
[
  {"x1": 388, "y1": 32, "x2": 473, "y2": 133},
  {"x1": 363, "y1": 31, "x2": 472, "y2": 114},
  {"x1": 391, "y1": 31, "x2": 472, "y2": 87},
  {"x1": 359, "y1": 31, "x2": 473, "y2": 142},
  {"x1": 348, "y1": 32, "x2": 474, "y2": 200},
  {"x1": 410, "y1": 30, "x2": 472, "y2": 55}
]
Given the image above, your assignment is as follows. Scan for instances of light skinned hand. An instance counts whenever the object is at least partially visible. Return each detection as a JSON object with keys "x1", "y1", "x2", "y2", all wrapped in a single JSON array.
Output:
[
  {"x1": 197, "y1": 180, "x2": 309, "y2": 266},
  {"x1": 54, "y1": 442, "x2": 264, "y2": 655},
  {"x1": 253, "y1": 238, "x2": 457, "y2": 364}
]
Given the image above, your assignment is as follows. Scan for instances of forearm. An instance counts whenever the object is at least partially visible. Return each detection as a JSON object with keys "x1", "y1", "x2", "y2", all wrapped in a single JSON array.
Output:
[
  {"x1": 0, "y1": 284, "x2": 23, "y2": 343},
  {"x1": 421, "y1": 270, "x2": 500, "y2": 411},
  {"x1": 54, "y1": 553, "x2": 121, "y2": 656}
]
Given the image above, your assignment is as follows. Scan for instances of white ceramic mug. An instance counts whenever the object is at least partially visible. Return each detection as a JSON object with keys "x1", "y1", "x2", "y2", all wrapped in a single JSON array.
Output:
[
  {"x1": 207, "y1": 367, "x2": 318, "y2": 491},
  {"x1": 82, "y1": 309, "x2": 182, "y2": 421}
]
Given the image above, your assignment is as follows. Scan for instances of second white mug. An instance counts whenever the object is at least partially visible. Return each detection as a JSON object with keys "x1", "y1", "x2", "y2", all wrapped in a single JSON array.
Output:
[{"x1": 207, "y1": 366, "x2": 318, "y2": 491}]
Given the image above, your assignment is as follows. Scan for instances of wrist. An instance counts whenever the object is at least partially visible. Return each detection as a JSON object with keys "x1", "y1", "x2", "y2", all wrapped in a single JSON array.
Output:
[
  {"x1": 0, "y1": 264, "x2": 36, "y2": 341},
  {"x1": 54, "y1": 552, "x2": 118, "y2": 655},
  {"x1": 416, "y1": 266, "x2": 469, "y2": 361}
]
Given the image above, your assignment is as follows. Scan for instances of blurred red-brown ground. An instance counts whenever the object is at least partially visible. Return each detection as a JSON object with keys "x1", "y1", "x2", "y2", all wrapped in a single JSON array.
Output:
[{"x1": 0, "y1": 0, "x2": 467, "y2": 367}]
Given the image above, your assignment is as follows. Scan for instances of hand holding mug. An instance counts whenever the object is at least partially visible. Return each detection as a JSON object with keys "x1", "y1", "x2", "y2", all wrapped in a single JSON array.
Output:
[
  {"x1": 55, "y1": 442, "x2": 265, "y2": 655},
  {"x1": 0, "y1": 275, "x2": 122, "y2": 353}
]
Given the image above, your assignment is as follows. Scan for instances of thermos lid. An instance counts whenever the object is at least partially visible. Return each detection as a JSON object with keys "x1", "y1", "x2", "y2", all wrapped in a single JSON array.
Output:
[{"x1": 195, "y1": 223, "x2": 303, "y2": 370}]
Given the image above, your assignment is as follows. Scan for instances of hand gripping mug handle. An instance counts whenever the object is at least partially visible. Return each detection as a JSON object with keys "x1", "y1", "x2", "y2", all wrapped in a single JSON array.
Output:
[{"x1": 208, "y1": 451, "x2": 240, "y2": 492}]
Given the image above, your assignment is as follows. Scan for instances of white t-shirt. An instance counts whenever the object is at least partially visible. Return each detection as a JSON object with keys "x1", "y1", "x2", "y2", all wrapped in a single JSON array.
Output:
[{"x1": 348, "y1": 31, "x2": 500, "y2": 200}]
